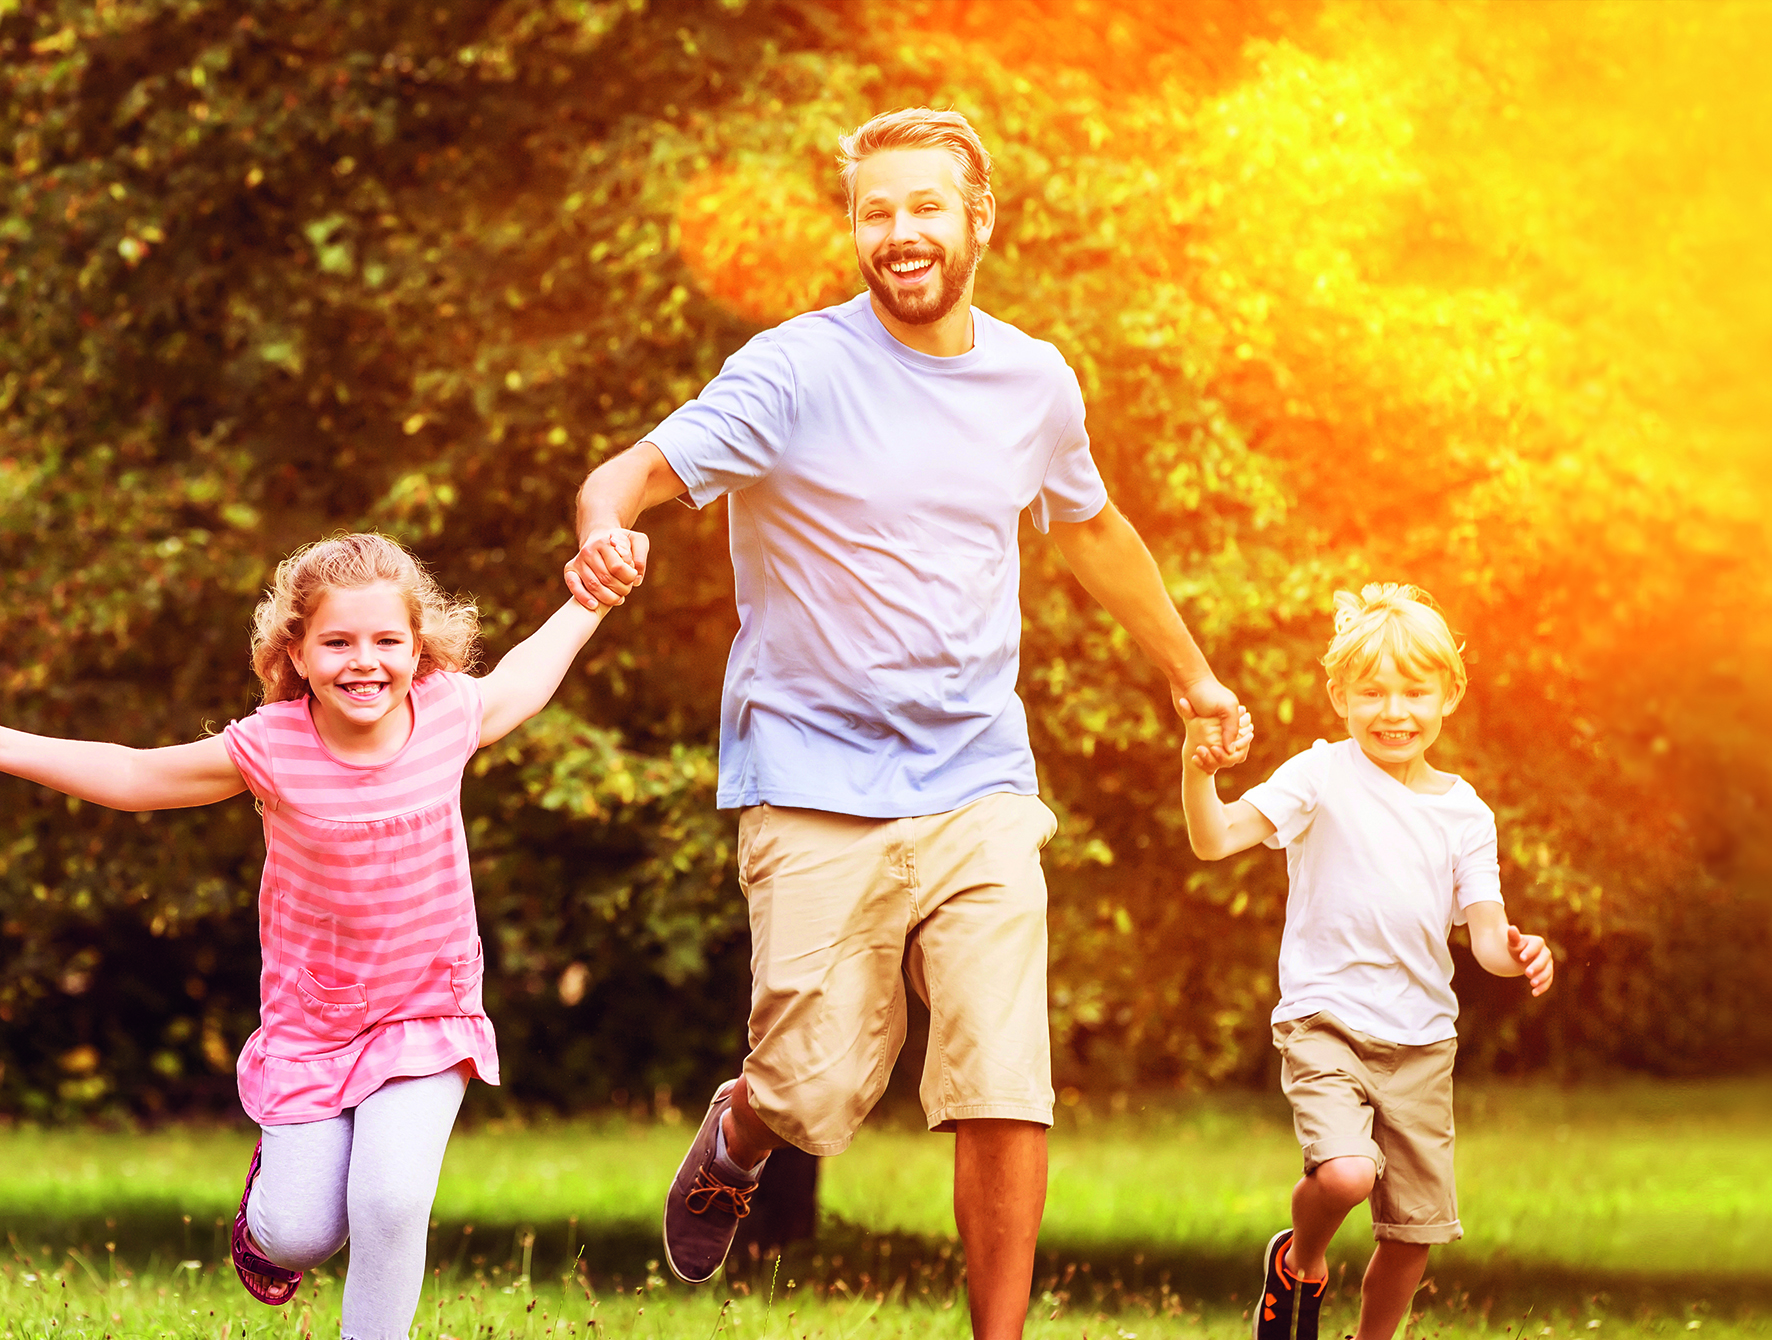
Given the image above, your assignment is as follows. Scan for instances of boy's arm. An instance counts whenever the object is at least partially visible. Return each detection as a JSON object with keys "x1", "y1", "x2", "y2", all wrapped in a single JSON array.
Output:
[
  {"x1": 1050, "y1": 501, "x2": 1248, "y2": 768},
  {"x1": 1465, "y1": 902, "x2": 1554, "y2": 996},
  {"x1": 475, "y1": 599, "x2": 609, "y2": 747},
  {"x1": 0, "y1": 730, "x2": 246, "y2": 811},
  {"x1": 1179, "y1": 701, "x2": 1273, "y2": 860}
]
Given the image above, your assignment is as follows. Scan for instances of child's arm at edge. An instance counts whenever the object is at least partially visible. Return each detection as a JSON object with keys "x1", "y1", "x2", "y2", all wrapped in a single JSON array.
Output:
[
  {"x1": 1464, "y1": 902, "x2": 1554, "y2": 996},
  {"x1": 0, "y1": 730, "x2": 246, "y2": 811},
  {"x1": 474, "y1": 599, "x2": 609, "y2": 747},
  {"x1": 1179, "y1": 699, "x2": 1273, "y2": 860}
]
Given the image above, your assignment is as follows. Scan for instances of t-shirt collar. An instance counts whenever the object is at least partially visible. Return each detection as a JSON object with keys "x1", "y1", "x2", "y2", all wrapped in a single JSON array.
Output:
[{"x1": 856, "y1": 294, "x2": 989, "y2": 373}]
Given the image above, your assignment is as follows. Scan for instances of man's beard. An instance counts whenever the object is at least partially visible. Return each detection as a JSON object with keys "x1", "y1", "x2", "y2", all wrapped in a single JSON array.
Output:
[{"x1": 860, "y1": 229, "x2": 980, "y2": 327}]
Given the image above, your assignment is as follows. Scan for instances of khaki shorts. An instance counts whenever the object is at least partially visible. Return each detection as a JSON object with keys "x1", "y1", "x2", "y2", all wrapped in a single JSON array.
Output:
[
  {"x1": 737, "y1": 791, "x2": 1058, "y2": 1155},
  {"x1": 1272, "y1": 1011, "x2": 1462, "y2": 1244}
]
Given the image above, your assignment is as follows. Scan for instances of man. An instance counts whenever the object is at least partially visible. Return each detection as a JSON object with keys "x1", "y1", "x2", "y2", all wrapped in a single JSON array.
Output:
[{"x1": 565, "y1": 108, "x2": 1246, "y2": 1340}]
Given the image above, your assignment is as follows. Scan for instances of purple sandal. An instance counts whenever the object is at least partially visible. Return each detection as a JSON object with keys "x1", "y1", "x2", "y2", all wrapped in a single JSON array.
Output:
[{"x1": 232, "y1": 1139, "x2": 302, "y2": 1306}]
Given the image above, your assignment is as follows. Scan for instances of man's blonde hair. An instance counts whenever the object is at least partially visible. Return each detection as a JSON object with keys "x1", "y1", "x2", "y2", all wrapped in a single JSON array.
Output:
[
  {"x1": 837, "y1": 107, "x2": 993, "y2": 216},
  {"x1": 1321, "y1": 583, "x2": 1467, "y2": 695},
  {"x1": 249, "y1": 532, "x2": 479, "y2": 703}
]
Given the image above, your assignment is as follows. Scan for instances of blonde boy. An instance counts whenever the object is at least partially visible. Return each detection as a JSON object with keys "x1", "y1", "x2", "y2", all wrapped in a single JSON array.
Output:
[{"x1": 1180, "y1": 585, "x2": 1553, "y2": 1340}]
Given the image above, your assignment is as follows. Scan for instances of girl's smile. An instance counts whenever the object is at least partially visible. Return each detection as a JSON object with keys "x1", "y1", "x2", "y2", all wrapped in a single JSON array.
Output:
[{"x1": 286, "y1": 582, "x2": 422, "y2": 762}]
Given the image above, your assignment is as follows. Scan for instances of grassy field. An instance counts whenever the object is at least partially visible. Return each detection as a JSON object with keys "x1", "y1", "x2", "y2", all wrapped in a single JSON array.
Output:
[{"x1": 0, "y1": 1079, "x2": 1764, "y2": 1339}]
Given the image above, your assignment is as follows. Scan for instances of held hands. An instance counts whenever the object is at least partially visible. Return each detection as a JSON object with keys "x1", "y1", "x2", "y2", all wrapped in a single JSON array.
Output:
[
  {"x1": 565, "y1": 526, "x2": 649, "y2": 610},
  {"x1": 1174, "y1": 676, "x2": 1253, "y2": 772},
  {"x1": 1508, "y1": 925, "x2": 1554, "y2": 996}
]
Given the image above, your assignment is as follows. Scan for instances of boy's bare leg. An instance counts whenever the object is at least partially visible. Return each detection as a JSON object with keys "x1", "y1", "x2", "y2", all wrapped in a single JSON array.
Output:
[
  {"x1": 1287, "y1": 1156, "x2": 1376, "y2": 1278},
  {"x1": 1354, "y1": 1241, "x2": 1431, "y2": 1340},
  {"x1": 954, "y1": 1119, "x2": 1047, "y2": 1340},
  {"x1": 720, "y1": 1074, "x2": 788, "y2": 1169}
]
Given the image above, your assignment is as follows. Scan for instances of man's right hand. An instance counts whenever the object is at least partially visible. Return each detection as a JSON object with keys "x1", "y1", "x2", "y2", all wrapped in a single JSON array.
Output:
[{"x1": 565, "y1": 526, "x2": 650, "y2": 610}]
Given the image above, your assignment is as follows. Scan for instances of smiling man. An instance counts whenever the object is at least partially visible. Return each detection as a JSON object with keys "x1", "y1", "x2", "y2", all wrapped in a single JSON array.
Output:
[{"x1": 564, "y1": 108, "x2": 1245, "y2": 1338}]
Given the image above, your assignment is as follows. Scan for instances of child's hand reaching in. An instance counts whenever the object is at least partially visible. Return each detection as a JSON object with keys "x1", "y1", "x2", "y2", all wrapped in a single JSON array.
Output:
[
  {"x1": 1508, "y1": 925, "x2": 1554, "y2": 996},
  {"x1": 1178, "y1": 697, "x2": 1254, "y2": 773}
]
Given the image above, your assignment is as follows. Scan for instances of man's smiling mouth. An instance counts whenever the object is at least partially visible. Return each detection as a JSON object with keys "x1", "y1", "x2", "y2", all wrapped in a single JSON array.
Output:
[{"x1": 884, "y1": 254, "x2": 937, "y2": 279}]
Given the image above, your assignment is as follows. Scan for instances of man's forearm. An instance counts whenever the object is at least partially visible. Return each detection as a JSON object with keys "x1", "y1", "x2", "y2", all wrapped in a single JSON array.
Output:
[
  {"x1": 1053, "y1": 503, "x2": 1215, "y2": 687},
  {"x1": 575, "y1": 441, "x2": 685, "y2": 543}
]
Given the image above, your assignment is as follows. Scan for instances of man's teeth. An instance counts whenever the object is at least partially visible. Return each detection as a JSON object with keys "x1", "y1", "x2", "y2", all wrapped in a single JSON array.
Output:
[{"x1": 889, "y1": 258, "x2": 933, "y2": 273}]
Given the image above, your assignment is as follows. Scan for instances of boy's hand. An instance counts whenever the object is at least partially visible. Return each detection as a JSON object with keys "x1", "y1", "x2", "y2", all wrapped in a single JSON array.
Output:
[
  {"x1": 1508, "y1": 925, "x2": 1554, "y2": 996},
  {"x1": 1177, "y1": 697, "x2": 1253, "y2": 774}
]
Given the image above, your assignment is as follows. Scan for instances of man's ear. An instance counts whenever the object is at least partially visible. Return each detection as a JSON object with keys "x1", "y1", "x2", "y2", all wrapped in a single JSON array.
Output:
[{"x1": 971, "y1": 188, "x2": 997, "y2": 247}]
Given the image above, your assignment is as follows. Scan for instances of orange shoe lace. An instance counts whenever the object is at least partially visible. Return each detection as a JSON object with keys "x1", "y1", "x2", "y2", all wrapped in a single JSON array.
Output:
[{"x1": 684, "y1": 1167, "x2": 757, "y2": 1219}]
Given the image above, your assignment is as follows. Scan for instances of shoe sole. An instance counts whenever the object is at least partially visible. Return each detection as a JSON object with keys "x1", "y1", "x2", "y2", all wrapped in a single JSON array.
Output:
[
  {"x1": 1255, "y1": 1229, "x2": 1292, "y2": 1340},
  {"x1": 661, "y1": 1078, "x2": 740, "y2": 1285}
]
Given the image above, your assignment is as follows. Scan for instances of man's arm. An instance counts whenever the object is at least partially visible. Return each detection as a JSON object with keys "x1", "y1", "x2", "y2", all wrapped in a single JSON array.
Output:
[
  {"x1": 1050, "y1": 500, "x2": 1246, "y2": 763},
  {"x1": 564, "y1": 442, "x2": 689, "y2": 611}
]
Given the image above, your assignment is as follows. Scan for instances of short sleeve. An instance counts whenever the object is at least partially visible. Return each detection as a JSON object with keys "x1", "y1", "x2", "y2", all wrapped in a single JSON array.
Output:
[
  {"x1": 1240, "y1": 742, "x2": 1330, "y2": 849},
  {"x1": 221, "y1": 711, "x2": 279, "y2": 807},
  {"x1": 447, "y1": 672, "x2": 485, "y2": 766},
  {"x1": 1452, "y1": 807, "x2": 1503, "y2": 918},
  {"x1": 646, "y1": 334, "x2": 798, "y2": 510},
  {"x1": 1027, "y1": 367, "x2": 1108, "y2": 533}
]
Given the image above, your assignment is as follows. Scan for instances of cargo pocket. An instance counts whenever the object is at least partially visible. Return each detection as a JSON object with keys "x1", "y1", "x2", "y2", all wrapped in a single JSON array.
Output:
[
  {"x1": 451, "y1": 939, "x2": 485, "y2": 1015},
  {"x1": 297, "y1": 970, "x2": 368, "y2": 1042}
]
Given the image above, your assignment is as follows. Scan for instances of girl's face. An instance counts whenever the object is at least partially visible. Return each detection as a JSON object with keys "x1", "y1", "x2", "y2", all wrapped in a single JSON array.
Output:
[{"x1": 287, "y1": 582, "x2": 422, "y2": 734}]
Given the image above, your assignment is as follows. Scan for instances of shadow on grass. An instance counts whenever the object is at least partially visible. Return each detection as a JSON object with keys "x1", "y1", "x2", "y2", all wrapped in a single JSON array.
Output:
[{"x1": 6, "y1": 1206, "x2": 1766, "y2": 1319}]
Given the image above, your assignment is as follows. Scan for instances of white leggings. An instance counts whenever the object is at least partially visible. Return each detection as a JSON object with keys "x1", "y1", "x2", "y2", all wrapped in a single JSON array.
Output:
[{"x1": 247, "y1": 1065, "x2": 468, "y2": 1340}]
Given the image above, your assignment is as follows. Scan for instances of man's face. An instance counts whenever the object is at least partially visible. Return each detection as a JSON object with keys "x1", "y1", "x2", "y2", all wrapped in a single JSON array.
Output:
[{"x1": 851, "y1": 147, "x2": 992, "y2": 327}]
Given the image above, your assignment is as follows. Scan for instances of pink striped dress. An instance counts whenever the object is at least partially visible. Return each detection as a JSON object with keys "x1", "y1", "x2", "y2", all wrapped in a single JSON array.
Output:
[{"x1": 222, "y1": 671, "x2": 498, "y2": 1125}]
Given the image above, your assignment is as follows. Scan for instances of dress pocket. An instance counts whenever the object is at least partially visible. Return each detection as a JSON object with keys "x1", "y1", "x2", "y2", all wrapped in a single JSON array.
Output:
[
  {"x1": 296, "y1": 970, "x2": 368, "y2": 1042},
  {"x1": 451, "y1": 938, "x2": 485, "y2": 1015}
]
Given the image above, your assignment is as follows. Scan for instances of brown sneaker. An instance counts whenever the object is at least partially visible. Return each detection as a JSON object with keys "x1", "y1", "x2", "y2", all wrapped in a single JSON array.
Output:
[{"x1": 662, "y1": 1079, "x2": 758, "y2": 1284}]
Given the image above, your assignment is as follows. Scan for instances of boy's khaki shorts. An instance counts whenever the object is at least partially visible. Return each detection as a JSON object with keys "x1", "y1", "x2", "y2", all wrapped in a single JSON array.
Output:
[
  {"x1": 737, "y1": 792, "x2": 1058, "y2": 1155},
  {"x1": 1272, "y1": 1011, "x2": 1463, "y2": 1244}
]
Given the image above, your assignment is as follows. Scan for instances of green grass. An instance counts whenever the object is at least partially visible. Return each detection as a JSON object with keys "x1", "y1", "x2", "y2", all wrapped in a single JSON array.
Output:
[{"x1": 0, "y1": 1079, "x2": 1765, "y2": 1339}]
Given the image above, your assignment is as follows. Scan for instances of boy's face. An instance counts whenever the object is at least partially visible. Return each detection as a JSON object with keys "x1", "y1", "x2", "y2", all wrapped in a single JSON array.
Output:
[{"x1": 1327, "y1": 653, "x2": 1461, "y2": 780}]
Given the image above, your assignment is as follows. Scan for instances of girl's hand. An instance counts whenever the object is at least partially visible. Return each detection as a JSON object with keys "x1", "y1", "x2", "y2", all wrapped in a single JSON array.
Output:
[{"x1": 1507, "y1": 925, "x2": 1554, "y2": 996}]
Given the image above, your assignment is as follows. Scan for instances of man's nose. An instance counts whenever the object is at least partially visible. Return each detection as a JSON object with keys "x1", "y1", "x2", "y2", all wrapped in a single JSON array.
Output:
[{"x1": 889, "y1": 208, "x2": 921, "y2": 243}]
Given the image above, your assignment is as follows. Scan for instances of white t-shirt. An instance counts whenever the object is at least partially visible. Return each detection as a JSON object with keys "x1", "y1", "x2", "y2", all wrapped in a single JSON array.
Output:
[
  {"x1": 648, "y1": 294, "x2": 1108, "y2": 817},
  {"x1": 1241, "y1": 738, "x2": 1503, "y2": 1045}
]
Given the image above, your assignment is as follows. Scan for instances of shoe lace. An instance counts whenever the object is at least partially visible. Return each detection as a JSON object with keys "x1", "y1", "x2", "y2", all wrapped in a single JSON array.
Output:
[{"x1": 684, "y1": 1167, "x2": 757, "y2": 1219}]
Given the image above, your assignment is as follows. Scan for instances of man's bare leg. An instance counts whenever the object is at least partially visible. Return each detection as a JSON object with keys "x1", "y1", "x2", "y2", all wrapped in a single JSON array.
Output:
[
  {"x1": 721, "y1": 1074, "x2": 788, "y2": 1169},
  {"x1": 954, "y1": 1118, "x2": 1047, "y2": 1340}
]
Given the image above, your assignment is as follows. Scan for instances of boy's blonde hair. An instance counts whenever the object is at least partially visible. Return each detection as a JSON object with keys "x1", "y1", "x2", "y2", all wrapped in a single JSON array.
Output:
[
  {"x1": 837, "y1": 107, "x2": 993, "y2": 217},
  {"x1": 1322, "y1": 583, "x2": 1467, "y2": 695},
  {"x1": 249, "y1": 533, "x2": 479, "y2": 704}
]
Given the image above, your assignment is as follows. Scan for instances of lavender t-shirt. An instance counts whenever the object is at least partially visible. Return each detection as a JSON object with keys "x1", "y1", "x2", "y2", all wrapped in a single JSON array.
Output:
[{"x1": 647, "y1": 294, "x2": 1108, "y2": 817}]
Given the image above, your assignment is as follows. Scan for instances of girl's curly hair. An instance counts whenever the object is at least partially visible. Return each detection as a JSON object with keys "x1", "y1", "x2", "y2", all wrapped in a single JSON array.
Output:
[{"x1": 249, "y1": 533, "x2": 480, "y2": 704}]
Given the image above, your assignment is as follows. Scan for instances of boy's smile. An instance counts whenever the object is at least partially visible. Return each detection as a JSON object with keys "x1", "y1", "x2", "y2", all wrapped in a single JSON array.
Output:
[
  {"x1": 286, "y1": 582, "x2": 422, "y2": 761},
  {"x1": 1327, "y1": 653, "x2": 1461, "y2": 789}
]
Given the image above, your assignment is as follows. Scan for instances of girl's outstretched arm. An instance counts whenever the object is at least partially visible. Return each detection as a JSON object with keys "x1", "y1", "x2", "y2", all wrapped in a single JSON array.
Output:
[
  {"x1": 475, "y1": 599, "x2": 608, "y2": 747},
  {"x1": 0, "y1": 730, "x2": 246, "y2": 811}
]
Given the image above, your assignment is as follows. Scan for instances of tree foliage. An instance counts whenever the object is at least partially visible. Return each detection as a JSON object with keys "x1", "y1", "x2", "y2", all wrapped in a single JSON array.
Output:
[{"x1": 1, "y1": 0, "x2": 1767, "y2": 1117}]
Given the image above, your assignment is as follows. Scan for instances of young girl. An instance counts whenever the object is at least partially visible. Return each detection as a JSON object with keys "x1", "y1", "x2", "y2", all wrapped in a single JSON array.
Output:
[{"x1": 0, "y1": 532, "x2": 612, "y2": 1339}]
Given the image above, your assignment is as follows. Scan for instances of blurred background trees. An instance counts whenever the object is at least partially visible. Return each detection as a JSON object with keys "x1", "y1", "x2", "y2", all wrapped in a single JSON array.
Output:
[{"x1": 2, "y1": 0, "x2": 1767, "y2": 1119}]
